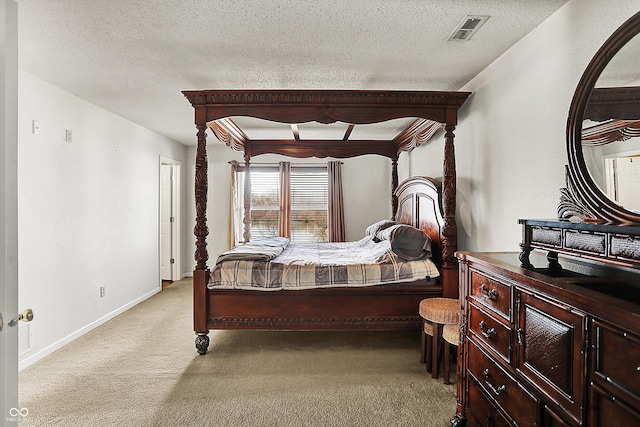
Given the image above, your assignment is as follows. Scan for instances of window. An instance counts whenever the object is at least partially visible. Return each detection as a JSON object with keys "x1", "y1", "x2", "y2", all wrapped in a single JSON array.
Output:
[
  {"x1": 290, "y1": 167, "x2": 328, "y2": 242},
  {"x1": 234, "y1": 164, "x2": 329, "y2": 243},
  {"x1": 247, "y1": 167, "x2": 280, "y2": 238}
]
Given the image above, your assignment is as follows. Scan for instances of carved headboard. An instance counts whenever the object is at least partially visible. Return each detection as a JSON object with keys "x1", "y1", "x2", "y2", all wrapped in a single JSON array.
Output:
[{"x1": 395, "y1": 176, "x2": 446, "y2": 269}]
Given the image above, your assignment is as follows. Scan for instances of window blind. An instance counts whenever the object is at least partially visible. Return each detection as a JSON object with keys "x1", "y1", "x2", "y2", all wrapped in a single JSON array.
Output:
[
  {"x1": 235, "y1": 165, "x2": 328, "y2": 243},
  {"x1": 291, "y1": 167, "x2": 328, "y2": 242},
  {"x1": 240, "y1": 168, "x2": 280, "y2": 239}
]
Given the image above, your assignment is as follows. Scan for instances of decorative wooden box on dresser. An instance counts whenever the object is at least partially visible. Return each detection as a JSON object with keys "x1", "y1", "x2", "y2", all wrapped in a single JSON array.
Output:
[{"x1": 451, "y1": 10, "x2": 640, "y2": 427}]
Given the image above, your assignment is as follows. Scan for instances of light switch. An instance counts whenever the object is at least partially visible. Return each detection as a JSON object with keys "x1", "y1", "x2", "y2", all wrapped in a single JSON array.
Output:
[
  {"x1": 32, "y1": 120, "x2": 40, "y2": 135},
  {"x1": 65, "y1": 129, "x2": 72, "y2": 142}
]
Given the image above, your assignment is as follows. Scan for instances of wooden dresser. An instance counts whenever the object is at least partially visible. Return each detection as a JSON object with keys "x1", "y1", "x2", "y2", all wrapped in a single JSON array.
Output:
[{"x1": 454, "y1": 251, "x2": 640, "y2": 427}]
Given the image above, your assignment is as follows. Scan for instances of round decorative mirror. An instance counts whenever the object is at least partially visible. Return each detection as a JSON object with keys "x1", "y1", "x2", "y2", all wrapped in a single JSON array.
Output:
[{"x1": 562, "y1": 11, "x2": 640, "y2": 223}]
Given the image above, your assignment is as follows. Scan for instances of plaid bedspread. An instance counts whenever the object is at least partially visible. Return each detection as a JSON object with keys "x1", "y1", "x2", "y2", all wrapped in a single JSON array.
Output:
[{"x1": 209, "y1": 237, "x2": 440, "y2": 290}]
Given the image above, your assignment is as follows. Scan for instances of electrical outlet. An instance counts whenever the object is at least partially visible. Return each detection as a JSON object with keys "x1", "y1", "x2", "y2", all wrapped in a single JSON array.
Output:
[
  {"x1": 32, "y1": 120, "x2": 40, "y2": 135},
  {"x1": 99, "y1": 286, "x2": 106, "y2": 298}
]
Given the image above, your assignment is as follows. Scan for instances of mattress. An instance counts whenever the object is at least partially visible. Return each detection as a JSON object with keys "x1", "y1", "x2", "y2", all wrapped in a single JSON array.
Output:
[{"x1": 209, "y1": 236, "x2": 440, "y2": 290}]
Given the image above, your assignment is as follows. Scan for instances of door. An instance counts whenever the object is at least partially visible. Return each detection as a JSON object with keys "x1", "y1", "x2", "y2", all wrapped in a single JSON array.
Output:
[
  {"x1": 159, "y1": 160, "x2": 180, "y2": 282},
  {"x1": 614, "y1": 156, "x2": 640, "y2": 212},
  {"x1": 604, "y1": 154, "x2": 640, "y2": 212},
  {"x1": 160, "y1": 164, "x2": 173, "y2": 280},
  {"x1": 1, "y1": 1, "x2": 19, "y2": 425}
]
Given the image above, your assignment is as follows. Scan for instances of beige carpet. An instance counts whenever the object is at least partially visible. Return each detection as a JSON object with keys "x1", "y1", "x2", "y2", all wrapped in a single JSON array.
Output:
[{"x1": 19, "y1": 278, "x2": 457, "y2": 426}]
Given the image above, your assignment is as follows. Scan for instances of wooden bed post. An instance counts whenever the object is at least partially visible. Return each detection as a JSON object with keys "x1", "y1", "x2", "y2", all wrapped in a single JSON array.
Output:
[
  {"x1": 243, "y1": 152, "x2": 251, "y2": 242},
  {"x1": 391, "y1": 154, "x2": 399, "y2": 221},
  {"x1": 194, "y1": 123, "x2": 210, "y2": 354},
  {"x1": 441, "y1": 110, "x2": 459, "y2": 299}
]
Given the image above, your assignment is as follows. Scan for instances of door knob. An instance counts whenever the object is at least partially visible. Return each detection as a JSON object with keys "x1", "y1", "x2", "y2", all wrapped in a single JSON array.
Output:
[{"x1": 8, "y1": 309, "x2": 34, "y2": 327}]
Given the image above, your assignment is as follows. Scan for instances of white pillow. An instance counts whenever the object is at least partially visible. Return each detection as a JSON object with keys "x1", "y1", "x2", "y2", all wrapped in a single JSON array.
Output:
[{"x1": 365, "y1": 219, "x2": 396, "y2": 239}]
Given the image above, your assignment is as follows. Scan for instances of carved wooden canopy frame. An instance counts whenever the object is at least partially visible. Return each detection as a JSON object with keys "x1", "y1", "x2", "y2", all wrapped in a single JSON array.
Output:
[
  {"x1": 582, "y1": 86, "x2": 640, "y2": 146},
  {"x1": 182, "y1": 89, "x2": 470, "y2": 286}
]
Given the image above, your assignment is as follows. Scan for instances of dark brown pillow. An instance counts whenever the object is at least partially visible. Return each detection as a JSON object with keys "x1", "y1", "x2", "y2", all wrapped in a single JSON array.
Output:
[{"x1": 376, "y1": 224, "x2": 432, "y2": 260}]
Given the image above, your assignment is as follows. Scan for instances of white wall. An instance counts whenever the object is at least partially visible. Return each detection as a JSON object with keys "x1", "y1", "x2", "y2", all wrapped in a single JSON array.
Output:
[
  {"x1": 18, "y1": 71, "x2": 189, "y2": 369},
  {"x1": 186, "y1": 142, "x2": 394, "y2": 262},
  {"x1": 342, "y1": 155, "x2": 393, "y2": 241},
  {"x1": 409, "y1": 0, "x2": 640, "y2": 252}
]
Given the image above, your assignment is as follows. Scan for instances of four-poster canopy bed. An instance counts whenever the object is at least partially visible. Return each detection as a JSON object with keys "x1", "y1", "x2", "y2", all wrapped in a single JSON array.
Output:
[{"x1": 182, "y1": 90, "x2": 470, "y2": 354}]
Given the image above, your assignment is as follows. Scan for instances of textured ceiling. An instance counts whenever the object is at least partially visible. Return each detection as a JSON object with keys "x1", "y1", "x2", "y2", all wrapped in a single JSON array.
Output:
[{"x1": 18, "y1": 0, "x2": 569, "y2": 146}]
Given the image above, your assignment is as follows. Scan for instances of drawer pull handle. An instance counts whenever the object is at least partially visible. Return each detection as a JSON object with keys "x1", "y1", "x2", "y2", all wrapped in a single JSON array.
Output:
[
  {"x1": 479, "y1": 321, "x2": 497, "y2": 339},
  {"x1": 480, "y1": 284, "x2": 498, "y2": 300},
  {"x1": 483, "y1": 369, "x2": 507, "y2": 396},
  {"x1": 517, "y1": 328, "x2": 524, "y2": 346},
  {"x1": 485, "y1": 414, "x2": 494, "y2": 427}
]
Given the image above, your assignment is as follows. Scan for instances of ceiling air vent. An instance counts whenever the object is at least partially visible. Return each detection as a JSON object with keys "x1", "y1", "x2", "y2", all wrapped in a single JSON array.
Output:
[{"x1": 448, "y1": 15, "x2": 490, "y2": 41}]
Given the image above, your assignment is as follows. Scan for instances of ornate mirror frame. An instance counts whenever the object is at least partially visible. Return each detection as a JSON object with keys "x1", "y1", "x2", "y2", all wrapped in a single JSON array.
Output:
[{"x1": 561, "y1": 11, "x2": 640, "y2": 223}]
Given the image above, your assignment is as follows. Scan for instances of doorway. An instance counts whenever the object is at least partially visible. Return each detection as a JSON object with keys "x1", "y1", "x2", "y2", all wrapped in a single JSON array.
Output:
[
  {"x1": 604, "y1": 151, "x2": 640, "y2": 213},
  {"x1": 159, "y1": 158, "x2": 181, "y2": 283}
]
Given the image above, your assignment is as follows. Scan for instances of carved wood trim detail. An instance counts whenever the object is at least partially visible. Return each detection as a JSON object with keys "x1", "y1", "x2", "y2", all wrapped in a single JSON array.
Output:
[
  {"x1": 249, "y1": 140, "x2": 396, "y2": 159},
  {"x1": 391, "y1": 155, "x2": 399, "y2": 220},
  {"x1": 243, "y1": 154, "x2": 251, "y2": 242},
  {"x1": 194, "y1": 124, "x2": 209, "y2": 270},
  {"x1": 208, "y1": 316, "x2": 422, "y2": 329},
  {"x1": 558, "y1": 166, "x2": 599, "y2": 222},
  {"x1": 584, "y1": 86, "x2": 640, "y2": 122},
  {"x1": 441, "y1": 124, "x2": 457, "y2": 270},
  {"x1": 183, "y1": 89, "x2": 470, "y2": 111},
  {"x1": 184, "y1": 90, "x2": 470, "y2": 158}
]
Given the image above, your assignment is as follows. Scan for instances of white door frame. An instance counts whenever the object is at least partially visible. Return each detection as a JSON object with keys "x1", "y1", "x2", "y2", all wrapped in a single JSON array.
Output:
[
  {"x1": 159, "y1": 157, "x2": 181, "y2": 283},
  {"x1": 604, "y1": 148, "x2": 640, "y2": 211},
  {"x1": 1, "y1": 1, "x2": 19, "y2": 424}
]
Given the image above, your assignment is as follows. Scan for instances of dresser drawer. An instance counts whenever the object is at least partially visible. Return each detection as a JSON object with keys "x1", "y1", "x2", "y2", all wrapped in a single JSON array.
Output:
[
  {"x1": 468, "y1": 303, "x2": 512, "y2": 364},
  {"x1": 590, "y1": 383, "x2": 640, "y2": 427},
  {"x1": 593, "y1": 320, "x2": 640, "y2": 399},
  {"x1": 470, "y1": 270, "x2": 511, "y2": 319},
  {"x1": 468, "y1": 341, "x2": 540, "y2": 427},
  {"x1": 467, "y1": 376, "x2": 512, "y2": 427}
]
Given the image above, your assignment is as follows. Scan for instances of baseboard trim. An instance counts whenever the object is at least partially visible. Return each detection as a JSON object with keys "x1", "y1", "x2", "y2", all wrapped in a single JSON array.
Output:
[{"x1": 19, "y1": 288, "x2": 161, "y2": 371}]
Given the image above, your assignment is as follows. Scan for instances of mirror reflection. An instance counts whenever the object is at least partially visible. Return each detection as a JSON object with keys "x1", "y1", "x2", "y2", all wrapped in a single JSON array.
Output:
[{"x1": 582, "y1": 32, "x2": 640, "y2": 213}]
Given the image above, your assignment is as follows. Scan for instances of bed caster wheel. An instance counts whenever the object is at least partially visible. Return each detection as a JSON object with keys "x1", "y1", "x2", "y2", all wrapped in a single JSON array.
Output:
[
  {"x1": 195, "y1": 333, "x2": 210, "y2": 355},
  {"x1": 450, "y1": 414, "x2": 466, "y2": 427}
]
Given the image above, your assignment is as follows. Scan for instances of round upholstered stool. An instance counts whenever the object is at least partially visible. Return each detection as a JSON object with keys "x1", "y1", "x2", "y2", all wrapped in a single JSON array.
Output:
[
  {"x1": 419, "y1": 297, "x2": 459, "y2": 379},
  {"x1": 442, "y1": 323, "x2": 460, "y2": 385}
]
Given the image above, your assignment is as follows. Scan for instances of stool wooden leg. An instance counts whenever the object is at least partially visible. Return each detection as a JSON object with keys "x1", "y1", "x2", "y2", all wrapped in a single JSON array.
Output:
[
  {"x1": 443, "y1": 342, "x2": 450, "y2": 385},
  {"x1": 421, "y1": 319, "x2": 433, "y2": 373},
  {"x1": 420, "y1": 321, "x2": 426, "y2": 364},
  {"x1": 432, "y1": 323, "x2": 442, "y2": 379},
  {"x1": 426, "y1": 331, "x2": 432, "y2": 373}
]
